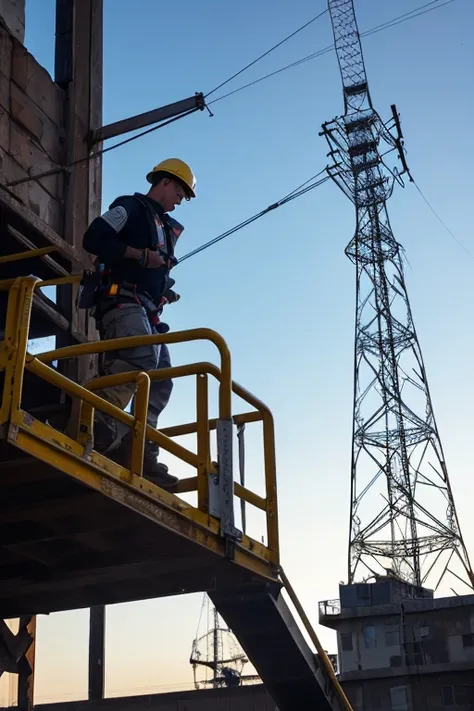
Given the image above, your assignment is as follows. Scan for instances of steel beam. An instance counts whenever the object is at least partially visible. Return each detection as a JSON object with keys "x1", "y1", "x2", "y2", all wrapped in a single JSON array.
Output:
[
  {"x1": 88, "y1": 606, "x2": 105, "y2": 701},
  {"x1": 90, "y1": 93, "x2": 205, "y2": 145}
]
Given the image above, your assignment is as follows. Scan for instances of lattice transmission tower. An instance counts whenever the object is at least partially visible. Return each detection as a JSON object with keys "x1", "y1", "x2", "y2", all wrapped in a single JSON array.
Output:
[{"x1": 321, "y1": 0, "x2": 473, "y2": 592}]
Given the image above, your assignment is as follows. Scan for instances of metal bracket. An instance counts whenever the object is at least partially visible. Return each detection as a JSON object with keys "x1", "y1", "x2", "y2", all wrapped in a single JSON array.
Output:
[
  {"x1": 237, "y1": 422, "x2": 246, "y2": 535},
  {"x1": 208, "y1": 472, "x2": 220, "y2": 518},
  {"x1": 8, "y1": 423, "x2": 19, "y2": 444},
  {"x1": 216, "y1": 419, "x2": 242, "y2": 557}
]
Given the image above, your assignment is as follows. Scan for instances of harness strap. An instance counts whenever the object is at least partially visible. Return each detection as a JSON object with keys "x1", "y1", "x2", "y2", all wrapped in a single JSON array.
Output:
[{"x1": 96, "y1": 285, "x2": 170, "y2": 333}]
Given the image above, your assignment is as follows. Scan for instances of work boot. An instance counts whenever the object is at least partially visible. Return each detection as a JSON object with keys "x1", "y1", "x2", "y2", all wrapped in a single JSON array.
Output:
[
  {"x1": 112, "y1": 432, "x2": 178, "y2": 491},
  {"x1": 93, "y1": 415, "x2": 118, "y2": 454}
]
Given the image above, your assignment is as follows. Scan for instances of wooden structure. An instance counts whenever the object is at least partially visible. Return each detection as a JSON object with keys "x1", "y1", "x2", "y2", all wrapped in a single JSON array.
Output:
[{"x1": 0, "y1": 1, "x2": 102, "y2": 705}]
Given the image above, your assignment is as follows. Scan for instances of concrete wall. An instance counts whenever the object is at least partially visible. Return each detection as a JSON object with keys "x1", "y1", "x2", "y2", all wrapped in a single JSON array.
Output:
[
  {"x1": 343, "y1": 670, "x2": 474, "y2": 711},
  {"x1": 337, "y1": 615, "x2": 401, "y2": 673},
  {"x1": 0, "y1": 10, "x2": 66, "y2": 234},
  {"x1": 34, "y1": 685, "x2": 278, "y2": 711},
  {"x1": 0, "y1": 0, "x2": 24, "y2": 42},
  {"x1": 337, "y1": 604, "x2": 474, "y2": 674},
  {"x1": 447, "y1": 633, "x2": 474, "y2": 664}
]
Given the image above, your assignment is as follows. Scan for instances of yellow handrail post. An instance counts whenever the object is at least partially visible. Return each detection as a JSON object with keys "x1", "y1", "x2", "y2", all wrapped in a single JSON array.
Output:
[
  {"x1": 215, "y1": 339, "x2": 231, "y2": 421},
  {"x1": 0, "y1": 279, "x2": 21, "y2": 424},
  {"x1": 196, "y1": 373, "x2": 210, "y2": 512},
  {"x1": 130, "y1": 372, "x2": 150, "y2": 477},
  {"x1": 10, "y1": 277, "x2": 40, "y2": 415},
  {"x1": 78, "y1": 400, "x2": 94, "y2": 448},
  {"x1": 262, "y1": 412, "x2": 280, "y2": 565}
]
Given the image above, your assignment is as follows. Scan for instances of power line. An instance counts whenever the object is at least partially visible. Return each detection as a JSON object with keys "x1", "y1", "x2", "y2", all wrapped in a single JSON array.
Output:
[
  {"x1": 363, "y1": 0, "x2": 456, "y2": 38},
  {"x1": 208, "y1": 47, "x2": 332, "y2": 106},
  {"x1": 178, "y1": 170, "x2": 329, "y2": 264},
  {"x1": 204, "y1": 8, "x2": 328, "y2": 99},
  {"x1": 413, "y1": 181, "x2": 474, "y2": 260},
  {"x1": 5, "y1": 1, "x2": 458, "y2": 192},
  {"x1": 208, "y1": 0, "x2": 459, "y2": 106},
  {"x1": 279, "y1": 168, "x2": 328, "y2": 200}
]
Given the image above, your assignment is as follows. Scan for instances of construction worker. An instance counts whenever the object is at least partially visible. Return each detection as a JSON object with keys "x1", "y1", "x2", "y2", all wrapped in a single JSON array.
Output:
[{"x1": 81, "y1": 158, "x2": 196, "y2": 489}]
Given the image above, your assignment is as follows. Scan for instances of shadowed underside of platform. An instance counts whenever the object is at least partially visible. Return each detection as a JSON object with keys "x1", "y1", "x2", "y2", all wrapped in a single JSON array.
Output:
[
  {"x1": 0, "y1": 442, "x2": 343, "y2": 710},
  {"x1": 0, "y1": 444, "x2": 274, "y2": 618}
]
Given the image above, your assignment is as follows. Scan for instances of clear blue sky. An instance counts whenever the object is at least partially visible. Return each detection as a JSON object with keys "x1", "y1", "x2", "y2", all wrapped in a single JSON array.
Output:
[{"x1": 17, "y1": 0, "x2": 474, "y2": 702}]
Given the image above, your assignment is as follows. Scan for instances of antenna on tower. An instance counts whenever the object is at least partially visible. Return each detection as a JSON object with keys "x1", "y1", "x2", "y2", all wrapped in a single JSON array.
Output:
[
  {"x1": 190, "y1": 595, "x2": 260, "y2": 689},
  {"x1": 322, "y1": 0, "x2": 473, "y2": 593}
]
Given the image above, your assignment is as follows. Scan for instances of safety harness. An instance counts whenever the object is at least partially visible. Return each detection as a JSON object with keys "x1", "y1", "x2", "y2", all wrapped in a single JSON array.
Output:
[{"x1": 78, "y1": 193, "x2": 183, "y2": 330}]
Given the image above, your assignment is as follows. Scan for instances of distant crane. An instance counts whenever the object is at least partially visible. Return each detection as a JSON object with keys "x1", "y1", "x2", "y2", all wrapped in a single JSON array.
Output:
[
  {"x1": 322, "y1": 0, "x2": 473, "y2": 592},
  {"x1": 190, "y1": 595, "x2": 260, "y2": 689}
]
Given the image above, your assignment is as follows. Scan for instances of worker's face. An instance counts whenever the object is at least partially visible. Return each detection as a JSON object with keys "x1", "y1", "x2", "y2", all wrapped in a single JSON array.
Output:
[{"x1": 157, "y1": 178, "x2": 188, "y2": 212}]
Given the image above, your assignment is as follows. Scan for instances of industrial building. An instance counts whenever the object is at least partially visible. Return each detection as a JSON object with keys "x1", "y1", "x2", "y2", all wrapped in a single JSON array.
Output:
[{"x1": 320, "y1": 578, "x2": 474, "y2": 710}]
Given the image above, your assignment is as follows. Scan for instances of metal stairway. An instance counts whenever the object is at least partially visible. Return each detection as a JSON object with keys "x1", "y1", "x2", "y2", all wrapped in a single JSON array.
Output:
[
  {"x1": 212, "y1": 583, "x2": 341, "y2": 709},
  {"x1": 0, "y1": 242, "x2": 351, "y2": 710}
]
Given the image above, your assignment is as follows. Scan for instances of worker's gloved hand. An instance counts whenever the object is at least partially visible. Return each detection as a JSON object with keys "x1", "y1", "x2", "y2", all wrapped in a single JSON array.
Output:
[
  {"x1": 164, "y1": 289, "x2": 180, "y2": 304},
  {"x1": 139, "y1": 249, "x2": 166, "y2": 268}
]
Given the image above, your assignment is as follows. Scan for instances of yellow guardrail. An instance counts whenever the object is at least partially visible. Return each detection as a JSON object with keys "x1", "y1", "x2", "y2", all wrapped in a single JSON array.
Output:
[
  {"x1": 0, "y1": 275, "x2": 279, "y2": 565},
  {"x1": 78, "y1": 362, "x2": 279, "y2": 556},
  {"x1": 0, "y1": 273, "x2": 82, "y2": 291},
  {"x1": 0, "y1": 245, "x2": 58, "y2": 264}
]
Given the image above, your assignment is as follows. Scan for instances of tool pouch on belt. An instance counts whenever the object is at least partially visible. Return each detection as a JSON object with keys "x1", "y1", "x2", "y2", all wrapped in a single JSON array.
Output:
[{"x1": 76, "y1": 269, "x2": 102, "y2": 309}]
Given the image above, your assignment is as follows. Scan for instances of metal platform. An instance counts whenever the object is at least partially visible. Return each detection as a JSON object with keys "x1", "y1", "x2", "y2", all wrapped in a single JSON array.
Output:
[
  {"x1": 0, "y1": 445, "x2": 276, "y2": 616},
  {"x1": 0, "y1": 274, "x2": 351, "y2": 711}
]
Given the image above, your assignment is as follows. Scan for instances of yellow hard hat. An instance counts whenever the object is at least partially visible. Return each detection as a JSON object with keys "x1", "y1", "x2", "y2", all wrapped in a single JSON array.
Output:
[{"x1": 146, "y1": 158, "x2": 196, "y2": 198}]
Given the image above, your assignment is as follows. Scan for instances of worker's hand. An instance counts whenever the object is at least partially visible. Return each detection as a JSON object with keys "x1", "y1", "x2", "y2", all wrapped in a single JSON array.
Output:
[{"x1": 144, "y1": 250, "x2": 166, "y2": 268}]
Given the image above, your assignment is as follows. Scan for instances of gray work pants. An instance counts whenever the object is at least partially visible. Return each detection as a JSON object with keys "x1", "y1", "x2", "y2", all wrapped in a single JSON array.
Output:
[{"x1": 96, "y1": 303, "x2": 173, "y2": 449}]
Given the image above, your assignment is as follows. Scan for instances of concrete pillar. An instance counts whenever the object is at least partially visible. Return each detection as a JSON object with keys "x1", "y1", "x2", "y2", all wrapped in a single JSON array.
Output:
[{"x1": 0, "y1": 0, "x2": 25, "y2": 44}]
